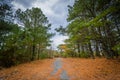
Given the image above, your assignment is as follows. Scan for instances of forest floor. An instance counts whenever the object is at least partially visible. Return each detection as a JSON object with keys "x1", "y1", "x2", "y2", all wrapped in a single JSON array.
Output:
[{"x1": 0, "y1": 58, "x2": 120, "y2": 80}]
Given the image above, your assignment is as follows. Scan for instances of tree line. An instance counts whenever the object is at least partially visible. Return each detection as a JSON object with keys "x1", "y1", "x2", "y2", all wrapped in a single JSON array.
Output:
[
  {"x1": 56, "y1": 0, "x2": 120, "y2": 59},
  {"x1": 0, "y1": 1, "x2": 54, "y2": 67}
]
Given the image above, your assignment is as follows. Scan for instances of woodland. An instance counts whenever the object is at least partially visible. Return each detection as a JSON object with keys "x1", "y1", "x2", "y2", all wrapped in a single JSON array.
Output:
[
  {"x1": 0, "y1": 0, "x2": 120, "y2": 80},
  {"x1": 56, "y1": 0, "x2": 120, "y2": 59},
  {"x1": 0, "y1": 0, "x2": 120, "y2": 67}
]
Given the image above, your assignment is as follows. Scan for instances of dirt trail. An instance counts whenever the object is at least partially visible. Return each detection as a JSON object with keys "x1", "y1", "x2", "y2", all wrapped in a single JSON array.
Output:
[
  {"x1": 0, "y1": 58, "x2": 69, "y2": 80},
  {"x1": 0, "y1": 58, "x2": 120, "y2": 80}
]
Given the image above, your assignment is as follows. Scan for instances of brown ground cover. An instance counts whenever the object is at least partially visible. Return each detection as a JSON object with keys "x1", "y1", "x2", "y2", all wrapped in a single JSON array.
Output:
[
  {"x1": 0, "y1": 59, "x2": 54, "y2": 80},
  {"x1": 0, "y1": 58, "x2": 120, "y2": 80},
  {"x1": 62, "y1": 58, "x2": 120, "y2": 80}
]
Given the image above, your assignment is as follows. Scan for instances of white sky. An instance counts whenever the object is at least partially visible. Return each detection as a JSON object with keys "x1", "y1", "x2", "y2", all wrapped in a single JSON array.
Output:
[{"x1": 12, "y1": 0, "x2": 74, "y2": 50}]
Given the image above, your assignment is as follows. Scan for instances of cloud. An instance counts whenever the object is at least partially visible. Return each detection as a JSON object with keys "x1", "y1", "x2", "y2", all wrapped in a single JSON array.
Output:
[
  {"x1": 51, "y1": 35, "x2": 68, "y2": 50},
  {"x1": 33, "y1": 0, "x2": 65, "y2": 22},
  {"x1": 13, "y1": 0, "x2": 35, "y2": 8}
]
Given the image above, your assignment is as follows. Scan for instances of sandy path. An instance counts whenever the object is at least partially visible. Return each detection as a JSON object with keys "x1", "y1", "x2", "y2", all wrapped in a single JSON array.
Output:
[
  {"x1": 51, "y1": 58, "x2": 69, "y2": 80},
  {"x1": 0, "y1": 58, "x2": 69, "y2": 80}
]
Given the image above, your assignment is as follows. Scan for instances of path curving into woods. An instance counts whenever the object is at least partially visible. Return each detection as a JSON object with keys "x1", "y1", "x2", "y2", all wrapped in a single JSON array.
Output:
[{"x1": 0, "y1": 58, "x2": 120, "y2": 80}]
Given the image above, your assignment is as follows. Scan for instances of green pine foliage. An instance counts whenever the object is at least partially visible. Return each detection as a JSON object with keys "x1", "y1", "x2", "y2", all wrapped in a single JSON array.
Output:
[
  {"x1": 0, "y1": 1, "x2": 54, "y2": 67},
  {"x1": 56, "y1": 0, "x2": 120, "y2": 59}
]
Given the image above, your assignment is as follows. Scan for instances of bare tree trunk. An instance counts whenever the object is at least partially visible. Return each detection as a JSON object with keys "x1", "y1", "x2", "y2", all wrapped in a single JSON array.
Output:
[
  {"x1": 95, "y1": 41, "x2": 101, "y2": 57},
  {"x1": 81, "y1": 45, "x2": 85, "y2": 53},
  {"x1": 77, "y1": 43, "x2": 81, "y2": 57},
  {"x1": 31, "y1": 45, "x2": 35, "y2": 61},
  {"x1": 38, "y1": 46, "x2": 40, "y2": 60},
  {"x1": 88, "y1": 42, "x2": 95, "y2": 59}
]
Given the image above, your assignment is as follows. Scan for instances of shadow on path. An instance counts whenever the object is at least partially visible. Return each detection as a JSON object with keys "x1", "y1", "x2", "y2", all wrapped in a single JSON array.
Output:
[{"x1": 51, "y1": 58, "x2": 69, "y2": 80}]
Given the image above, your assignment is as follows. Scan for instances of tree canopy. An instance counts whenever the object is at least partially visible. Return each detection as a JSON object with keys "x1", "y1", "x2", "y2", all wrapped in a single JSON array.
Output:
[
  {"x1": 56, "y1": 0, "x2": 120, "y2": 59},
  {"x1": 0, "y1": 1, "x2": 54, "y2": 67}
]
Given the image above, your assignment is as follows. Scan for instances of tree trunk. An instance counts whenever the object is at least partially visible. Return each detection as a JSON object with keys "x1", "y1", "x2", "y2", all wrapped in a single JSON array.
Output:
[
  {"x1": 81, "y1": 45, "x2": 85, "y2": 53},
  {"x1": 95, "y1": 41, "x2": 101, "y2": 57},
  {"x1": 31, "y1": 45, "x2": 35, "y2": 61},
  {"x1": 77, "y1": 43, "x2": 81, "y2": 57},
  {"x1": 38, "y1": 46, "x2": 40, "y2": 60},
  {"x1": 88, "y1": 42, "x2": 95, "y2": 59}
]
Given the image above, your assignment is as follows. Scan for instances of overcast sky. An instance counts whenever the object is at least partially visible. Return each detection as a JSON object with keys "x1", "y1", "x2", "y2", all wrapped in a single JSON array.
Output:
[{"x1": 11, "y1": 0, "x2": 74, "y2": 50}]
